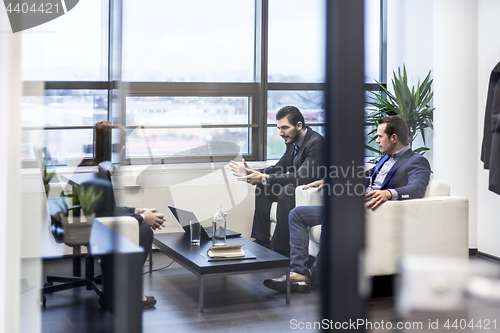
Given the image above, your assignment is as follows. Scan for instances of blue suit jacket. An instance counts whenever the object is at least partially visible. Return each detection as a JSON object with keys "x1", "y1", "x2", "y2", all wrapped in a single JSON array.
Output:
[{"x1": 367, "y1": 149, "x2": 431, "y2": 200}]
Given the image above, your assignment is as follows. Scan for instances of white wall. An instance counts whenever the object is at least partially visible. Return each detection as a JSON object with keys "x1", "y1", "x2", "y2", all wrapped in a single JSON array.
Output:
[
  {"x1": 433, "y1": 0, "x2": 478, "y2": 248},
  {"x1": 27, "y1": 163, "x2": 260, "y2": 258},
  {"x1": 476, "y1": 0, "x2": 500, "y2": 257},
  {"x1": 386, "y1": 0, "x2": 435, "y2": 169},
  {"x1": 0, "y1": 10, "x2": 22, "y2": 333},
  {"x1": 113, "y1": 164, "x2": 257, "y2": 238},
  {"x1": 387, "y1": 0, "x2": 481, "y2": 249},
  {"x1": 387, "y1": 0, "x2": 435, "y2": 82}
]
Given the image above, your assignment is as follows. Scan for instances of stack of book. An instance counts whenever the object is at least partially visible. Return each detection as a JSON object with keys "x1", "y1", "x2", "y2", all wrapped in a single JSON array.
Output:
[{"x1": 207, "y1": 245, "x2": 245, "y2": 258}]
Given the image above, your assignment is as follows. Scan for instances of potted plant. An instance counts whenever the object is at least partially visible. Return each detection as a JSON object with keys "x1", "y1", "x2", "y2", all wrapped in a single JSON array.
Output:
[
  {"x1": 74, "y1": 185, "x2": 103, "y2": 223},
  {"x1": 42, "y1": 160, "x2": 56, "y2": 196},
  {"x1": 366, "y1": 65, "x2": 434, "y2": 158}
]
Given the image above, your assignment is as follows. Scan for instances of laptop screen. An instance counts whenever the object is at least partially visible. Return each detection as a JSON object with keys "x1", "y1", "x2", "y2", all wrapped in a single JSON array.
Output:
[
  {"x1": 168, "y1": 205, "x2": 241, "y2": 239},
  {"x1": 168, "y1": 206, "x2": 198, "y2": 229}
]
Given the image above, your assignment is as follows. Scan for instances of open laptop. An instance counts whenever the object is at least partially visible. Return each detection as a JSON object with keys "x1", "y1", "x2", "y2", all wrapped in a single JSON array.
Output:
[{"x1": 168, "y1": 206, "x2": 241, "y2": 239}]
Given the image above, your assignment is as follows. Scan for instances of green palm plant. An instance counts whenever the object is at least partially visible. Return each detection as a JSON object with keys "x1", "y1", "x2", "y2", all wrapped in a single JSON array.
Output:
[
  {"x1": 42, "y1": 160, "x2": 56, "y2": 185},
  {"x1": 74, "y1": 185, "x2": 103, "y2": 217},
  {"x1": 366, "y1": 65, "x2": 435, "y2": 156},
  {"x1": 42, "y1": 160, "x2": 56, "y2": 196}
]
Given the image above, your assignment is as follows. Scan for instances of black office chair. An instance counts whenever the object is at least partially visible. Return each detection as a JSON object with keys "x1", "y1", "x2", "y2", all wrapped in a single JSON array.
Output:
[
  {"x1": 36, "y1": 146, "x2": 112, "y2": 307},
  {"x1": 42, "y1": 196, "x2": 104, "y2": 306}
]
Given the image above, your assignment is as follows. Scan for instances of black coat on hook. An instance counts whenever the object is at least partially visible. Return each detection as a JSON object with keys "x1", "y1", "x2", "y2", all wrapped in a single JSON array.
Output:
[{"x1": 481, "y1": 61, "x2": 500, "y2": 195}]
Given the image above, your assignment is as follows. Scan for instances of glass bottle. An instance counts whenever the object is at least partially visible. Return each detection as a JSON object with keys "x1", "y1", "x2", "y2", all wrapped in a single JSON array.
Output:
[{"x1": 212, "y1": 205, "x2": 226, "y2": 246}]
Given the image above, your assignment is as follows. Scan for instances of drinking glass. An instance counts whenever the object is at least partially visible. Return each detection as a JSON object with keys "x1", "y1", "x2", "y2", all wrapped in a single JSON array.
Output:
[{"x1": 190, "y1": 220, "x2": 201, "y2": 246}]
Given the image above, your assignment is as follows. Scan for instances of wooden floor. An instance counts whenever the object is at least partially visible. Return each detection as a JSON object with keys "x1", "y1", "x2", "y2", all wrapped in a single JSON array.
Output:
[
  {"x1": 41, "y1": 251, "x2": 321, "y2": 333},
  {"x1": 41, "y1": 253, "x2": 500, "y2": 333}
]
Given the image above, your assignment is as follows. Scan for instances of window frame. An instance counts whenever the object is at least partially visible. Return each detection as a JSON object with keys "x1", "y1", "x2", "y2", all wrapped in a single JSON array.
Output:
[
  {"x1": 21, "y1": 0, "x2": 386, "y2": 168},
  {"x1": 121, "y1": 82, "x2": 260, "y2": 164}
]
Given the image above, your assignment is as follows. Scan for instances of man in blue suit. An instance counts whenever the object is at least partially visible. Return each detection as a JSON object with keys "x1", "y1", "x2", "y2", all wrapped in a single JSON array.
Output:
[
  {"x1": 264, "y1": 115, "x2": 431, "y2": 292},
  {"x1": 365, "y1": 115, "x2": 431, "y2": 209}
]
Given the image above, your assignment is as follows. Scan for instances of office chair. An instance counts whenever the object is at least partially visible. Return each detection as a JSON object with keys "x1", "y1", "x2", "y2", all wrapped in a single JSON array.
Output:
[
  {"x1": 42, "y1": 178, "x2": 118, "y2": 307},
  {"x1": 42, "y1": 196, "x2": 104, "y2": 306},
  {"x1": 34, "y1": 146, "x2": 111, "y2": 307}
]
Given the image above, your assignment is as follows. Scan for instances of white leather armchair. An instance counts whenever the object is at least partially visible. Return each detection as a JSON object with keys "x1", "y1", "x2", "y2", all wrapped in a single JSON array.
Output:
[
  {"x1": 94, "y1": 216, "x2": 140, "y2": 246},
  {"x1": 275, "y1": 179, "x2": 469, "y2": 276}
]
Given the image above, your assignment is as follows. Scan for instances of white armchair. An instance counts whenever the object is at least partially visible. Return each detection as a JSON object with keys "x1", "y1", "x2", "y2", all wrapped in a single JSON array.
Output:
[
  {"x1": 94, "y1": 216, "x2": 140, "y2": 247},
  {"x1": 288, "y1": 179, "x2": 469, "y2": 276}
]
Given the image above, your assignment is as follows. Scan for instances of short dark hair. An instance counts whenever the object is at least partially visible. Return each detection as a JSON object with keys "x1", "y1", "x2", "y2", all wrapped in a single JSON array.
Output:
[
  {"x1": 276, "y1": 106, "x2": 306, "y2": 127},
  {"x1": 378, "y1": 116, "x2": 409, "y2": 145}
]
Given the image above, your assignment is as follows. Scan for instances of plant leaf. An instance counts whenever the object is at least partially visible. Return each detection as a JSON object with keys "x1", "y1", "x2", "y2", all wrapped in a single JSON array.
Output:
[{"x1": 365, "y1": 65, "x2": 434, "y2": 156}]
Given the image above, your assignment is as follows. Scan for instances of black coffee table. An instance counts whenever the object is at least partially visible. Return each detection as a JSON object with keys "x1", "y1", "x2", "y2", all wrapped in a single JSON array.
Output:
[{"x1": 153, "y1": 233, "x2": 290, "y2": 312}]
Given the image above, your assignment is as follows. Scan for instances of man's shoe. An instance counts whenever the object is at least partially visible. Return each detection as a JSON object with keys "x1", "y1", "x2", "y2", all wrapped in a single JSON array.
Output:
[
  {"x1": 263, "y1": 272, "x2": 311, "y2": 293},
  {"x1": 308, "y1": 269, "x2": 316, "y2": 289},
  {"x1": 143, "y1": 296, "x2": 157, "y2": 308}
]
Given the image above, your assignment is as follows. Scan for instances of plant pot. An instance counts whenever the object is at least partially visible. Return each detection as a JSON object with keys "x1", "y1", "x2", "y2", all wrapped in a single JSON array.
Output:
[{"x1": 81, "y1": 211, "x2": 95, "y2": 224}]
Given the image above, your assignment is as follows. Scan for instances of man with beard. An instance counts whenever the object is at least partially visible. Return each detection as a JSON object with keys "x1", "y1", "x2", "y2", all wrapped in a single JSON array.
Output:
[{"x1": 230, "y1": 106, "x2": 325, "y2": 256}]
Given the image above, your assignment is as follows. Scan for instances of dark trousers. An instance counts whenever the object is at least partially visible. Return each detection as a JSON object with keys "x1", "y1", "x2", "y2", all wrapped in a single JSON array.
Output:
[
  {"x1": 251, "y1": 183, "x2": 296, "y2": 252},
  {"x1": 138, "y1": 223, "x2": 154, "y2": 266}
]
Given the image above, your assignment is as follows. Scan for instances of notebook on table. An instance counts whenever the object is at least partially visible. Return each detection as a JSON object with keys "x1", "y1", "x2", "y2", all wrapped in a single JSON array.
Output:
[{"x1": 201, "y1": 245, "x2": 256, "y2": 262}]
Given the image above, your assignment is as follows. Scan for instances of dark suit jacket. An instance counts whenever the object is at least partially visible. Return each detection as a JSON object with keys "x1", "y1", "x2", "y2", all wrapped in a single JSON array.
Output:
[
  {"x1": 481, "y1": 61, "x2": 500, "y2": 195},
  {"x1": 260, "y1": 127, "x2": 325, "y2": 187},
  {"x1": 366, "y1": 149, "x2": 431, "y2": 200},
  {"x1": 81, "y1": 162, "x2": 144, "y2": 223}
]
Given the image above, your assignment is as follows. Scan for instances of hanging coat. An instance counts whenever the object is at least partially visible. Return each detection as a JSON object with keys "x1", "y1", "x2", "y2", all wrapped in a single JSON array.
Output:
[{"x1": 481, "y1": 61, "x2": 500, "y2": 195}]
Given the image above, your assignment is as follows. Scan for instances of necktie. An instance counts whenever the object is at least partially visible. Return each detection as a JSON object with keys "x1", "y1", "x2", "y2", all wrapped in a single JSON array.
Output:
[{"x1": 293, "y1": 144, "x2": 299, "y2": 169}]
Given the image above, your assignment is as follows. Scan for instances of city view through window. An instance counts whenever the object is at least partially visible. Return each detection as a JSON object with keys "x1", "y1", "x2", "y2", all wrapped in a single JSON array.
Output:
[{"x1": 21, "y1": 0, "x2": 381, "y2": 165}]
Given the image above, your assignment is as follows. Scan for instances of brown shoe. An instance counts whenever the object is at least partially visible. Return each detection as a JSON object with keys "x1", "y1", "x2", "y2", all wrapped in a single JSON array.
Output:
[{"x1": 263, "y1": 272, "x2": 311, "y2": 293}]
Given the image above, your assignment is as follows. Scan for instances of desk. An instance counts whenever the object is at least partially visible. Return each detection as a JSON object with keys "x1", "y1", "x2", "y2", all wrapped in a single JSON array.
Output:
[
  {"x1": 90, "y1": 220, "x2": 144, "y2": 333},
  {"x1": 153, "y1": 233, "x2": 290, "y2": 312}
]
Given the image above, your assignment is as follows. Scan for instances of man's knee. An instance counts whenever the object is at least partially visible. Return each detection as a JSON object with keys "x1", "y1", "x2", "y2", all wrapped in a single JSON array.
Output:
[
  {"x1": 277, "y1": 184, "x2": 296, "y2": 202},
  {"x1": 139, "y1": 223, "x2": 154, "y2": 246},
  {"x1": 289, "y1": 206, "x2": 309, "y2": 227},
  {"x1": 289, "y1": 207, "x2": 300, "y2": 225},
  {"x1": 255, "y1": 183, "x2": 274, "y2": 200}
]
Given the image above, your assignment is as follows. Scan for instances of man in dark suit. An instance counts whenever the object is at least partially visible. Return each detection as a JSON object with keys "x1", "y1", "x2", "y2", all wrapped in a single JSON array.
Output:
[
  {"x1": 230, "y1": 106, "x2": 325, "y2": 255},
  {"x1": 264, "y1": 115, "x2": 431, "y2": 292}
]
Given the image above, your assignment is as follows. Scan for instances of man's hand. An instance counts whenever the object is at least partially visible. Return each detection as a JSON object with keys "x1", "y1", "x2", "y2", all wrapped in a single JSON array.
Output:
[
  {"x1": 303, "y1": 179, "x2": 325, "y2": 192},
  {"x1": 365, "y1": 190, "x2": 392, "y2": 209},
  {"x1": 229, "y1": 159, "x2": 251, "y2": 178},
  {"x1": 142, "y1": 208, "x2": 166, "y2": 230},
  {"x1": 238, "y1": 169, "x2": 266, "y2": 186}
]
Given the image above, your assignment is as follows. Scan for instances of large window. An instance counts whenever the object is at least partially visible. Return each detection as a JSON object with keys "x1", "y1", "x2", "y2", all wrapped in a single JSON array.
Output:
[
  {"x1": 21, "y1": 90, "x2": 107, "y2": 163},
  {"x1": 268, "y1": 0, "x2": 326, "y2": 83},
  {"x1": 364, "y1": 0, "x2": 382, "y2": 83},
  {"x1": 125, "y1": 96, "x2": 251, "y2": 159},
  {"x1": 21, "y1": 0, "x2": 108, "y2": 81},
  {"x1": 122, "y1": 0, "x2": 255, "y2": 82},
  {"x1": 364, "y1": 0, "x2": 387, "y2": 158},
  {"x1": 21, "y1": 0, "x2": 384, "y2": 166}
]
